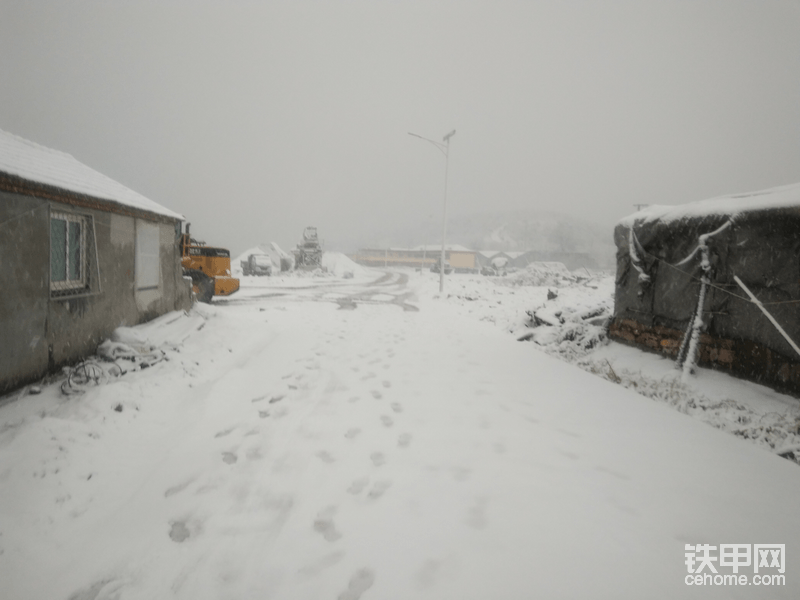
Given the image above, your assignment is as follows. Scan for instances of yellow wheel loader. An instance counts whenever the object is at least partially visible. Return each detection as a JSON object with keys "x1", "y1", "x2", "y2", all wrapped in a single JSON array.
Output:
[{"x1": 179, "y1": 224, "x2": 239, "y2": 303}]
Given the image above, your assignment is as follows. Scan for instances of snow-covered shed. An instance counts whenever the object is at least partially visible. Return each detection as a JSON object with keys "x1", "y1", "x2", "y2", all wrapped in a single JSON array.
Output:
[
  {"x1": 610, "y1": 182, "x2": 800, "y2": 393},
  {"x1": 475, "y1": 251, "x2": 510, "y2": 269},
  {"x1": 0, "y1": 129, "x2": 191, "y2": 395}
]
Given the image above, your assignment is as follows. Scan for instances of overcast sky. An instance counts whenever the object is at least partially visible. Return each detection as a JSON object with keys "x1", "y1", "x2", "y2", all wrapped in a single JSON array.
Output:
[{"x1": 2, "y1": 1, "x2": 800, "y2": 255}]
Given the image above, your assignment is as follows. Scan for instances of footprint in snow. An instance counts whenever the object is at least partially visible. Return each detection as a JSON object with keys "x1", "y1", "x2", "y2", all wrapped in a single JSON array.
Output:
[
  {"x1": 168, "y1": 519, "x2": 192, "y2": 543},
  {"x1": 345, "y1": 428, "x2": 361, "y2": 440},
  {"x1": 370, "y1": 452, "x2": 386, "y2": 467},
  {"x1": 246, "y1": 446, "x2": 264, "y2": 461},
  {"x1": 390, "y1": 402, "x2": 403, "y2": 413},
  {"x1": 269, "y1": 395, "x2": 285, "y2": 404},
  {"x1": 222, "y1": 452, "x2": 238, "y2": 464},
  {"x1": 313, "y1": 507, "x2": 342, "y2": 542},
  {"x1": 398, "y1": 433, "x2": 412, "y2": 448},
  {"x1": 370, "y1": 390, "x2": 382, "y2": 400},
  {"x1": 381, "y1": 380, "x2": 391, "y2": 388},
  {"x1": 367, "y1": 480, "x2": 391, "y2": 500},
  {"x1": 214, "y1": 427, "x2": 235, "y2": 438},
  {"x1": 164, "y1": 478, "x2": 195, "y2": 498},
  {"x1": 337, "y1": 568, "x2": 376, "y2": 600},
  {"x1": 380, "y1": 415, "x2": 394, "y2": 427},
  {"x1": 316, "y1": 451, "x2": 335, "y2": 464},
  {"x1": 347, "y1": 477, "x2": 370, "y2": 495}
]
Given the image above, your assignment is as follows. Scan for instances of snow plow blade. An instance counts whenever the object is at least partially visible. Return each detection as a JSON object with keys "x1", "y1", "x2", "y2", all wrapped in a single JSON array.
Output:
[{"x1": 214, "y1": 276, "x2": 240, "y2": 297}]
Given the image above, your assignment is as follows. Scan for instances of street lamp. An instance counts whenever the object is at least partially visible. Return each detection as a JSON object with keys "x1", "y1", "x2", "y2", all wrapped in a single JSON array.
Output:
[{"x1": 408, "y1": 129, "x2": 456, "y2": 294}]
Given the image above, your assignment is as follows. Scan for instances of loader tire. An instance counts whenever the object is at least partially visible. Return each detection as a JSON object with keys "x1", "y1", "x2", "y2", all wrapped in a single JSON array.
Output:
[{"x1": 185, "y1": 269, "x2": 215, "y2": 303}]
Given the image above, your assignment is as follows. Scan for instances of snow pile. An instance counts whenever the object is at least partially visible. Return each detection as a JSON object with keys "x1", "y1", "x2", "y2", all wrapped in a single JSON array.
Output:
[
  {"x1": 500, "y1": 261, "x2": 576, "y2": 287},
  {"x1": 96, "y1": 327, "x2": 165, "y2": 368},
  {"x1": 322, "y1": 251, "x2": 369, "y2": 279}
]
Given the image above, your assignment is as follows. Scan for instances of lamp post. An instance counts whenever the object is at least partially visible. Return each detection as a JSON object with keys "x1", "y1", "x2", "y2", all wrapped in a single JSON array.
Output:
[{"x1": 408, "y1": 129, "x2": 456, "y2": 294}]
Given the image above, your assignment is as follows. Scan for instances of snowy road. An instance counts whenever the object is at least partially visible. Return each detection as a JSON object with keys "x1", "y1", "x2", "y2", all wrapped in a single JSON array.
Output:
[{"x1": 2, "y1": 268, "x2": 799, "y2": 599}]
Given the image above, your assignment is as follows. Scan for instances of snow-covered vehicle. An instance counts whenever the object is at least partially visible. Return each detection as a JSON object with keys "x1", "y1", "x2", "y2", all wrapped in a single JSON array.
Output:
[{"x1": 241, "y1": 253, "x2": 273, "y2": 276}]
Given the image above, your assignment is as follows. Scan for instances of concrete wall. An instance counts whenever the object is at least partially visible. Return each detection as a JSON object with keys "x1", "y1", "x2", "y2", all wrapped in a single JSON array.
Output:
[{"x1": 0, "y1": 191, "x2": 191, "y2": 395}]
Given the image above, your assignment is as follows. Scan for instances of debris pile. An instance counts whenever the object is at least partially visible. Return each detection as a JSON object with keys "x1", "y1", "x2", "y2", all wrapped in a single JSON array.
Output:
[
  {"x1": 60, "y1": 327, "x2": 166, "y2": 395},
  {"x1": 501, "y1": 262, "x2": 576, "y2": 288},
  {"x1": 521, "y1": 294, "x2": 612, "y2": 360}
]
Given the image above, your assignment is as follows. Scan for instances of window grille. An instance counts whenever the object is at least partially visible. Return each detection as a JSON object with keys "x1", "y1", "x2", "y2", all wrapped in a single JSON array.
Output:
[{"x1": 50, "y1": 211, "x2": 101, "y2": 298}]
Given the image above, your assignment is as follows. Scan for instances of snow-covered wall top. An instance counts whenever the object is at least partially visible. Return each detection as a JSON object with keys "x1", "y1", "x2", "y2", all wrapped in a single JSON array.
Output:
[
  {"x1": 619, "y1": 181, "x2": 800, "y2": 226},
  {"x1": 0, "y1": 128, "x2": 183, "y2": 221}
]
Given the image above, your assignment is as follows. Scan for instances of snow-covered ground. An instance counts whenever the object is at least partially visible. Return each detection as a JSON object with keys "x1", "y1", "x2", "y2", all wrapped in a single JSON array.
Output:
[
  {"x1": 434, "y1": 266, "x2": 800, "y2": 464},
  {"x1": 1, "y1": 264, "x2": 798, "y2": 599}
]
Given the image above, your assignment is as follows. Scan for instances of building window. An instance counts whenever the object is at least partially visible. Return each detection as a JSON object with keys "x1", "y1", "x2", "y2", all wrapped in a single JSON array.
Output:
[
  {"x1": 51, "y1": 212, "x2": 88, "y2": 292},
  {"x1": 136, "y1": 220, "x2": 160, "y2": 290}
]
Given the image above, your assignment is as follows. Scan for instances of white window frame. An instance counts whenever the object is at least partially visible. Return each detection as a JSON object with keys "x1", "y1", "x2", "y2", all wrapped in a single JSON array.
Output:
[
  {"x1": 136, "y1": 220, "x2": 161, "y2": 291},
  {"x1": 50, "y1": 212, "x2": 88, "y2": 292}
]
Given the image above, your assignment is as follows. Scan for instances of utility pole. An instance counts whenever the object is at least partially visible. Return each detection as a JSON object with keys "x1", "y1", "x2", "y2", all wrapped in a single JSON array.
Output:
[{"x1": 408, "y1": 129, "x2": 456, "y2": 293}]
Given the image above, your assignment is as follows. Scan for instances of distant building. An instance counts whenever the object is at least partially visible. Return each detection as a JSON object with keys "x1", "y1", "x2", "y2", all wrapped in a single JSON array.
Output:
[
  {"x1": 350, "y1": 245, "x2": 478, "y2": 272},
  {"x1": 0, "y1": 129, "x2": 191, "y2": 395},
  {"x1": 476, "y1": 250, "x2": 598, "y2": 271}
]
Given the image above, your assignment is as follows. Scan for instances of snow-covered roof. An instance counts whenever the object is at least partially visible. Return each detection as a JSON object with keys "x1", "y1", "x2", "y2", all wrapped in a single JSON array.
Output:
[
  {"x1": 412, "y1": 244, "x2": 473, "y2": 252},
  {"x1": 478, "y1": 250, "x2": 502, "y2": 258},
  {"x1": 620, "y1": 181, "x2": 800, "y2": 226},
  {"x1": 0, "y1": 128, "x2": 183, "y2": 221}
]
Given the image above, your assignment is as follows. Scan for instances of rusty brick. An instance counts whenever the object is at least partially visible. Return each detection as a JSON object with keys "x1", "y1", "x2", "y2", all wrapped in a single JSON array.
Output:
[
  {"x1": 717, "y1": 349, "x2": 734, "y2": 364},
  {"x1": 639, "y1": 333, "x2": 660, "y2": 348}
]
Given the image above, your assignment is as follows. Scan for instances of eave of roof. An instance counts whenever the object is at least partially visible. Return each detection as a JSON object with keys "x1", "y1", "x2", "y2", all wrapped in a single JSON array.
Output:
[
  {"x1": 0, "y1": 128, "x2": 183, "y2": 221},
  {"x1": 620, "y1": 181, "x2": 800, "y2": 227}
]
